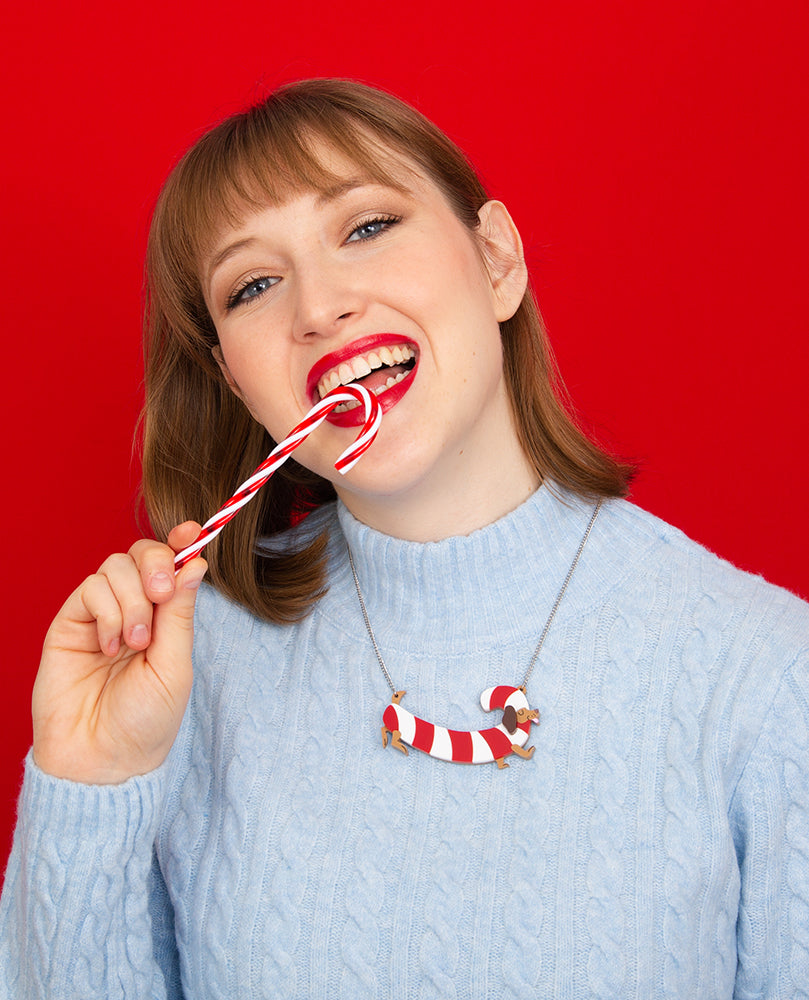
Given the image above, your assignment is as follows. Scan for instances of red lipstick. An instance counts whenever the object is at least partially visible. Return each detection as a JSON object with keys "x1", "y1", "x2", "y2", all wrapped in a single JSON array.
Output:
[{"x1": 306, "y1": 333, "x2": 419, "y2": 427}]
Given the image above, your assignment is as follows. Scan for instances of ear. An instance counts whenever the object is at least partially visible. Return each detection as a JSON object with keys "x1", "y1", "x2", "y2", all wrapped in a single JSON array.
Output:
[
  {"x1": 477, "y1": 200, "x2": 529, "y2": 323},
  {"x1": 502, "y1": 704, "x2": 518, "y2": 735}
]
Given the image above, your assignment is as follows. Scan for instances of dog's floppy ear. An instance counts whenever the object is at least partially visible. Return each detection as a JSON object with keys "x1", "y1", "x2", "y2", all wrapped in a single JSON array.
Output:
[{"x1": 502, "y1": 705, "x2": 518, "y2": 734}]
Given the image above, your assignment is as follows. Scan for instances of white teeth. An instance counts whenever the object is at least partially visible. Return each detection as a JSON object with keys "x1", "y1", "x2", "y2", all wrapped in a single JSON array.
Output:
[
  {"x1": 316, "y1": 343, "x2": 416, "y2": 400},
  {"x1": 351, "y1": 356, "x2": 372, "y2": 380},
  {"x1": 372, "y1": 371, "x2": 406, "y2": 395},
  {"x1": 333, "y1": 399, "x2": 362, "y2": 413}
]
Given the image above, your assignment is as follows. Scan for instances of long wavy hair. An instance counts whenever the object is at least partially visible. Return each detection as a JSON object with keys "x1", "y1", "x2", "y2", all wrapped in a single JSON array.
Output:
[{"x1": 142, "y1": 78, "x2": 632, "y2": 623}]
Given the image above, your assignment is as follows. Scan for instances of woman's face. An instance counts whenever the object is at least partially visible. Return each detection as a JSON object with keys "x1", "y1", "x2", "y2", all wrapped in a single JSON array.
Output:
[{"x1": 202, "y1": 142, "x2": 533, "y2": 538}]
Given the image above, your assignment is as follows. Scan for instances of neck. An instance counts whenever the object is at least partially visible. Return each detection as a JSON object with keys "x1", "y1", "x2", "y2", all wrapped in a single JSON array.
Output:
[
  {"x1": 340, "y1": 448, "x2": 540, "y2": 542},
  {"x1": 335, "y1": 483, "x2": 602, "y2": 661},
  {"x1": 336, "y1": 436, "x2": 540, "y2": 542}
]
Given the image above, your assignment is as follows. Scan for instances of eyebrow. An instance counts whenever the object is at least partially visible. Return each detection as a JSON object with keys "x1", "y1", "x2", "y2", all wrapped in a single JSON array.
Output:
[
  {"x1": 315, "y1": 177, "x2": 370, "y2": 205},
  {"x1": 206, "y1": 176, "x2": 409, "y2": 281},
  {"x1": 207, "y1": 237, "x2": 260, "y2": 280},
  {"x1": 317, "y1": 175, "x2": 411, "y2": 203}
]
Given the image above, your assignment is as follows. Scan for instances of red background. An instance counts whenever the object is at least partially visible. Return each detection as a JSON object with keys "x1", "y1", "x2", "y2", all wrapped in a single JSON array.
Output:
[{"x1": 2, "y1": 1, "x2": 807, "y2": 873}]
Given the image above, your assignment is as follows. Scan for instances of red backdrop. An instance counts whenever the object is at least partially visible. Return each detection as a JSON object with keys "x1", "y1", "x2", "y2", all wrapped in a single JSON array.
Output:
[{"x1": 2, "y1": 0, "x2": 807, "y2": 872}]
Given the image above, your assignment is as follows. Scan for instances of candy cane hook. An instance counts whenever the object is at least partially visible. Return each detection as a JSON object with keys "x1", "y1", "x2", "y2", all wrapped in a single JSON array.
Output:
[{"x1": 173, "y1": 383, "x2": 381, "y2": 572}]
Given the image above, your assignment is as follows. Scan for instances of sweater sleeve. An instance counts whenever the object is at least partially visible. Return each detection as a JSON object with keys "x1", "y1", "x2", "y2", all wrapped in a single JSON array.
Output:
[
  {"x1": 730, "y1": 654, "x2": 809, "y2": 999},
  {"x1": 0, "y1": 753, "x2": 182, "y2": 1000}
]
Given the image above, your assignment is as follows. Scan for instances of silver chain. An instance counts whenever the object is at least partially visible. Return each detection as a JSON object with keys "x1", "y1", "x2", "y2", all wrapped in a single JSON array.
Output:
[{"x1": 347, "y1": 499, "x2": 602, "y2": 695}]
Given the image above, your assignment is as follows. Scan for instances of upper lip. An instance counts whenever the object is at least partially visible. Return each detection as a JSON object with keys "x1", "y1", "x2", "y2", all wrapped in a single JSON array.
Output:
[{"x1": 306, "y1": 333, "x2": 419, "y2": 403}]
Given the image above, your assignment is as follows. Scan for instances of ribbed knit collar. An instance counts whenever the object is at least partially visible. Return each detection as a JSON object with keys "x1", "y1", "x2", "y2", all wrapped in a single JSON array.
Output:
[{"x1": 330, "y1": 484, "x2": 603, "y2": 657}]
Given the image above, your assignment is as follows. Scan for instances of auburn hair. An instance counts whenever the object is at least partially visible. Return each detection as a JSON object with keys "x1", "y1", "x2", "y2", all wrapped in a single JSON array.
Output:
[{"x1": 141, "y1": 78, "x2": 632, "y2": 623}]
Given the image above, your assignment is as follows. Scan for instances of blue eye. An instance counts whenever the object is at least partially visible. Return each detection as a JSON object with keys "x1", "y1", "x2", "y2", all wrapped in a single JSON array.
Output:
[
  {"x1": 346, "y1": 215, "x2": 401, "y2": 243},
  {"x1": 227, "y1": 275, "x2": 278, "y2": 310}
]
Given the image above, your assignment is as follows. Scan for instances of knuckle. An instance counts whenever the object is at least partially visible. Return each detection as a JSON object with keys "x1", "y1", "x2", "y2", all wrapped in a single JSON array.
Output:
[
  {"x1": 129, "y1": 536, "x2": 167, "y2": 558},
  {"x1": 99, "y1": 551, "x2": 133, "y2": 576},
  {"x1": 80, "y1": 572, "x2": 112, "y2": 606},
  {"x1": 123, "y1": 595, "x2": 153, "y2": 622},
  {"x1": 96, "y1": 608, "x2": 123, "y2": 630},
  {"x1": 132, "y1": 543, "x2": 175, "y2": 576}
]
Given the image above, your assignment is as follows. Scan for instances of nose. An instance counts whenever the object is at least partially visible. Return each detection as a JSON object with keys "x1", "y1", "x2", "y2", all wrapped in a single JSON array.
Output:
[{"x1": 290, "y1": 257, "x2": 366, "y2": 342}]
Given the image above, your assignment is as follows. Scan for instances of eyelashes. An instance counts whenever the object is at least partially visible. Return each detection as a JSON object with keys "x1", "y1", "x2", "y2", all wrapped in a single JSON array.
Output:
[
  {"x1": 345, "y1": 213, "x2": 402, "y2": 243},
  {"x1": 223, "y1": 213, "x2": 402, "y2": 311},
  {"x1": 226, "y1": 274, "x2": 279, "y2": 311}
]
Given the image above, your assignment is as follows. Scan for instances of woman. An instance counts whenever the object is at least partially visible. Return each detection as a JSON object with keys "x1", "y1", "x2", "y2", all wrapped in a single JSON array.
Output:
[{"x1": 1, "y1": 79, "x2": 807, "y2": 999}]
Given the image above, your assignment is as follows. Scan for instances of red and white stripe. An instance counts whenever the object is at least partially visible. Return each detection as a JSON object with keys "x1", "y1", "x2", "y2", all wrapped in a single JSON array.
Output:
[
  {"x1": 173, "y1": 384, "x2": 381, "y2": 571},
  {"x1": 382, "y1": 687, "x2": 534, "y2": 765}
]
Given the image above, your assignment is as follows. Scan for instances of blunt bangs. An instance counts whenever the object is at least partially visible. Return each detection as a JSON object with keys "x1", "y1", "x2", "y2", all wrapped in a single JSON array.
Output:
[{"x1": 171, "y1": 116, "x2": 415, "y2": 262}]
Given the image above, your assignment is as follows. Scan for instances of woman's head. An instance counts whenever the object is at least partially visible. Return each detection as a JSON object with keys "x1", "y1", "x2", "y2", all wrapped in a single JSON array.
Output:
[
  {"x1": 142, "y1": 78, "x2": 631, "y2": 622},
  {"x1": 147, "y1": 79, "x2": 489, "y2": 367}
]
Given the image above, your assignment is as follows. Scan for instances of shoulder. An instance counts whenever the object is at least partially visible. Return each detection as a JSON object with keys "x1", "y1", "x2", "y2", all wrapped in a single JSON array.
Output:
[
  {"x1": 191, "y1": 577, "x2": 315, "y2": 681},
  {"x1": 596, "y1": 496, "x2": 808, "y2": 756},
  {"x1": 597, "y1": 496, "x2": 809, "y2": 636},
  {"x1": 193, "y1": 502, "x2": 341, "y2": 647},
  {"x1": 192, "y1": 581, "x2": 276, "y2": 662},
  {"x1": 188, "y1": 503, "x2": 344, "y2": 699}
]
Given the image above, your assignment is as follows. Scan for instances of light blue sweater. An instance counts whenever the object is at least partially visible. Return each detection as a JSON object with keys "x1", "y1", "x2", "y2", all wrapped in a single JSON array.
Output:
[{"x1": 2, "y1": 487, "x2": 808, "y2": 998}]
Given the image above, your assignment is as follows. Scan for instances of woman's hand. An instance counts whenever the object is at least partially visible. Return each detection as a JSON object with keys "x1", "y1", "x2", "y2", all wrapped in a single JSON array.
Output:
[{"x1": 31, "y1": 522, "x2": 208, "y2": 785}]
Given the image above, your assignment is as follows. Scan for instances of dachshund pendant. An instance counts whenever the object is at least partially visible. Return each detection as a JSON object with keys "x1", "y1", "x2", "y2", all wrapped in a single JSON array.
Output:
[{"x1": 381, "y1": 685, "x2": 540, "y2": 768}]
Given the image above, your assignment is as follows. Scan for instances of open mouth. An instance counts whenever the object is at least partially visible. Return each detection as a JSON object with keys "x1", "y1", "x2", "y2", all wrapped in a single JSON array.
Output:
[{"x1": 314, "y1": 342, "x2": 418, "y2": 413}]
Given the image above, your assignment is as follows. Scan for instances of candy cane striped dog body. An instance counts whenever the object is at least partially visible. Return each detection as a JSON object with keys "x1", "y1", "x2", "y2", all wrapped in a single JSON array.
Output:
[{"x1": 382, "y1": 685, "x2": 539, "y2": 768}]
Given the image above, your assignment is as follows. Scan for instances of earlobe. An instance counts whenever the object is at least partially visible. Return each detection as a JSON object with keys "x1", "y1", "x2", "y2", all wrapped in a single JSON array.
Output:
[{"x1": 477, "y1": 201, "x2": 529, "y2": 323}]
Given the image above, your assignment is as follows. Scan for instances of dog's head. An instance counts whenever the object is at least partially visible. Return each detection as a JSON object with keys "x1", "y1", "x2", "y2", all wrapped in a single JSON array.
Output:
[
  {"x1": 502, "y1": 704, "x2": 540, "y2": 734},
  {"x1": 482, "y1": 685, "x2": 540, "y2": 732}
]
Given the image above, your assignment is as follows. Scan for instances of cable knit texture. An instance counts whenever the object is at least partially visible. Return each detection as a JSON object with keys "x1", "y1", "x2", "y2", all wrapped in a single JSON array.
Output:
[{"x1": 2, "y1": 487, "x2": 808, "y2": 998}]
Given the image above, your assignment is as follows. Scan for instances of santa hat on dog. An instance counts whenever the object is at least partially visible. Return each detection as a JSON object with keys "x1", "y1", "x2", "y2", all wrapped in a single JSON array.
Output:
[{"x1": 480, "y1": 685, "x2": 529, "y2": 713}]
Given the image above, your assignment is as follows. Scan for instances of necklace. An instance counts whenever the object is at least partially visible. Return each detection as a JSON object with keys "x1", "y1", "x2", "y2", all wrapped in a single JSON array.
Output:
[{"x1": 348, "y1": 499, "x2": 602, "y2": 768}]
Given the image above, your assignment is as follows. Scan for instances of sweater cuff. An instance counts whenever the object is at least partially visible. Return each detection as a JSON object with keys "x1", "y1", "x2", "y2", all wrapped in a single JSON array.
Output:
[{"x1": 19, "y1": 750, "x2": 167, "y2": 859}]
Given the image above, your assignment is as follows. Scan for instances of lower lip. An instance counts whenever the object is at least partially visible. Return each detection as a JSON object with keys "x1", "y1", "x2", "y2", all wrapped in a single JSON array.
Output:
[{"x1": 324, "y1": 366, "x2": 417, "y2": 428}]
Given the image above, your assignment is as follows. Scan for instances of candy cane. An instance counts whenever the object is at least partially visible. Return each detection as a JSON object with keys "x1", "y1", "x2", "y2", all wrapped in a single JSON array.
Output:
[
  {"x1": 381, "y1": 687, "x2": 540, "y2": 769},
  {"x1": 174, "y1": 383, "x2": 381, "y2": 571}
]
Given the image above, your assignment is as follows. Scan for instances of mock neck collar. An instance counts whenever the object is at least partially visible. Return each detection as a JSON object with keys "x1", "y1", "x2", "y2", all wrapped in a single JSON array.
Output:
[{"x1": 329, "y1": 484, "x2": 603, "y2": 657}]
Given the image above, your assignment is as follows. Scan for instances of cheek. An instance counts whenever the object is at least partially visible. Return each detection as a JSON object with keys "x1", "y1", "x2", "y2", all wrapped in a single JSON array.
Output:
[
  {"x1": 394, "y1": 243, "x2": 493, "y2": 346},
  {"x1": 217, "y1": 337, "x2": 298, "y2": 432},
  {"x1": 432, "y1": 239, "x2": 498, "y2": 331},
  {"x1": 217, "y1": 309, "x2": 289, "y2": 382}
]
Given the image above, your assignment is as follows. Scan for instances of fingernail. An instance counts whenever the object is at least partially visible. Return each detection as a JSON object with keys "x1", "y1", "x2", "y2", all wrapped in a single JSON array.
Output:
[
  {"x1": 131, "y1": 624, "x2": 149, "y2": 645},
  {"x1": 107, "y1": 637, "x2": 120, "y2": 656},
  {"x1": 184, "y1": 573, "x2": 204, "y2": 591},
  {"x1": 150, "y1": 572, "x2": 173, "y2": 593}
]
